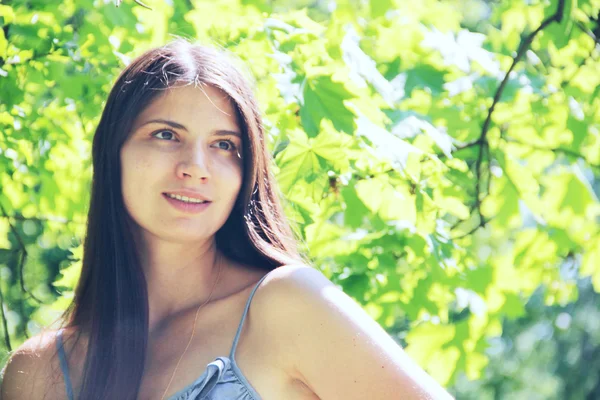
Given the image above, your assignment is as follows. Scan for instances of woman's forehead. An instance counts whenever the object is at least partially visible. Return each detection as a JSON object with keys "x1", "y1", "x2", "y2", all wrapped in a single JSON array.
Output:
[{"x1": 132, "y1": 84, "x2": 240, "y2": 132}]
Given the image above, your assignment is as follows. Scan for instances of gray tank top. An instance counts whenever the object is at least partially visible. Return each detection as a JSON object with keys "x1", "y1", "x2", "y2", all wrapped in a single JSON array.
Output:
[{"x1": 56, "y1": 271, "x2": 275, "y2": 400}]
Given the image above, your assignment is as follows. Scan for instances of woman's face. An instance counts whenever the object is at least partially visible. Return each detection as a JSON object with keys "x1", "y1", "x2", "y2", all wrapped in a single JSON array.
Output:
[{"x1": 120, "y1": 84, "x2": 244, "y2": 244}]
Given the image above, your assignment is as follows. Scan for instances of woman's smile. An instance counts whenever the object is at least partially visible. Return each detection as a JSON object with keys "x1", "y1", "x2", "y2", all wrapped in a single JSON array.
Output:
[{"x1": 162, "y1": 192, "x2": 212, "y2": 214}]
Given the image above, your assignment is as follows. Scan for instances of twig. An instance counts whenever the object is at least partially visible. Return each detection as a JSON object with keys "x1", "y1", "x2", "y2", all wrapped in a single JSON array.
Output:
[
  {"x1": 574, "y1": 20, "x2": 600, "y2": 46},
  {"x1": 0, "y1": 283, "x2": 11, "y2": 352},
  {"x1": 135, "y1": 0, "x2": 152, "y2": 8},
  {"x1": 480, "y1": 0, "x2": 567, "y2": 146},
  {"x1": 76, "y1": 111, "x2": 88, "y2": 138},
  {"x1": 18, "y1": 250, "x2": 41, "y2": 303},
  {"x1": 2, "y1": 47, "x2": 64, "y2": 67},
  {"x1": 437, "y1": 139, "x2": 482, "y2": 160},
  {"x1": 451, "y1": 216, "x2": 493, "y2": 240},
  {"x1": 0, "y1": 204, "x2": 42, "y2": 303},
  {"x1": 560, "y1": 22, "x2": 600, "y2": 88},
  {"x1": 16, "y1": 300, "x2": 28, "y2": 339},
  {"x1": 2, "y1": 214, "x2": 78, "y2": 224},
  {"x1": 504, "y1": 137, "x2": 600, "y2": 170},
  {"x1": 115, "y1": 0, "x2": 153, "y2": 10},
  {"x1": 473, "y1": 141, "x2": 487, "y2": 226},
  {"x1": 0, "y1": 25, "x2": 8, "y2": 68},
  {"x1": 560, "y1": 47, "x2": 596, "y2": 89}
]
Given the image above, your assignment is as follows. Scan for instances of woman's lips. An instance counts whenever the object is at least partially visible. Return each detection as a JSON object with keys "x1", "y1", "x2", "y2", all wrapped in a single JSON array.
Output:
[{"x1": 162, "y1": 193, "x2": 212, "y2": 214}]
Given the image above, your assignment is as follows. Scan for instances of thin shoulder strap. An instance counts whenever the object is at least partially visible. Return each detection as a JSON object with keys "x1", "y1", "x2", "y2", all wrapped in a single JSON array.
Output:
[
  {"x1": 55, "y1": 329, "x2": 75, "y2": 400},
  {"x1": 229, "y1": 269, "x2": 276, "y2": 360}
]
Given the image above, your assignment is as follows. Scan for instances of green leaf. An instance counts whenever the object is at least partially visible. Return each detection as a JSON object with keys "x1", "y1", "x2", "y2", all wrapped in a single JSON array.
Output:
[
  {"x1": 405, "y1": 322, "x2": 458, "y2": 385},
  {"x1": 341, "y1": 186, "x2": 370, "y2": 228},
  {"x1": 0, "y1": 219, "x2": 11, "y2": 249},
  {"x1": 3, "y1": 0, "x2": 600, "y2": 389},
  {"x1": 540, "y1": 166, "x2": 598, "y2": 228},
  {"x1": 355, "y1": 177, "x2": 386, "y2": 214},
  {"x1": 435, "y1": 185, "x2": 471, "y2": 220},
  {"x1": 275, "y1": 128, "x2": 322, "y2": 194},
  {"x1": 310, "y1": 121, "x2": 353, "y2": 172},
  {"x1": 404, "y1": 65, "x2": 447, "y2": 97},
  {"x1": 0, "y1": 5, "x2": 15, "y2": 25},
  {"x1": 370, "y1": 0, "x2": 393, "y2": 18},
  {"x1": 481, "y1": 174, "x2": 522, "y2": 230},
  {"x1": 300, "y1": 73, "x2": 357, "y2": 137},
  {"x1": 356, "y1": 114, "x2": 423, "y2": 175},
  {"x1": 542, "y1": 0, "x2": 576, "y2": 49},
  {"x1": 581, "y1": 236, "x2": 600, "y2": 291}
]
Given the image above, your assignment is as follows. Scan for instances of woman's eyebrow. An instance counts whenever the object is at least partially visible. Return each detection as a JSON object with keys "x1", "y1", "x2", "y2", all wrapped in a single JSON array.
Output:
[
  {"x1": 141, "y1": 118, "x2": 187, "y2": 131},
  {"x1": 139, "y1": 118, "x2": 241, "y2": 138}
]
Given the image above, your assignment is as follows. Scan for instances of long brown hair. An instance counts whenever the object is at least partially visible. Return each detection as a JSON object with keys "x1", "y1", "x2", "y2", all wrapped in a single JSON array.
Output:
[{"x1": 61, "y1": 39, "x2": 303, "y2": 399}]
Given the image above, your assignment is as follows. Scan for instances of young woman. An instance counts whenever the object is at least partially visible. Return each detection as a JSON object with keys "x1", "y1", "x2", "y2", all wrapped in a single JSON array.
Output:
[{"x1": 1, "y1": 40, "x2": 453, "y2": 400}]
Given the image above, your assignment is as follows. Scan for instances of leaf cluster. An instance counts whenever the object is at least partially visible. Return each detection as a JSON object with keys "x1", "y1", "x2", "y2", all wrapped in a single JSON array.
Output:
[{"x1": 0, "y1": 0, "x2": 599, "y2": 390}]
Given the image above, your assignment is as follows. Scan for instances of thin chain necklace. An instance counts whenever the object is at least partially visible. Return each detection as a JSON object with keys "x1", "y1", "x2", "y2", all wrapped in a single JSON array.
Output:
[{"x1": 159, "y1": 254, "x2": 223, "y2": 400}]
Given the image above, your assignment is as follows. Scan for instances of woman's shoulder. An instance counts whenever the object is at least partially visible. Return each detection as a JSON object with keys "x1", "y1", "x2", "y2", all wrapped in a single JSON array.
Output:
[
  {"x1": 256, "y1": 263, "x2": 332, "y2": 295},
  {"x1": 259, "y1": 263, "x2": 326, "y2": 284},
  {"x1": 231, "y1": 263, "x2": 325, "y2": 303},
  {"x1": 253, "y1": 264, "x2": 456, "y2": 399},
  {"x1": 1, "y1": 329, "x2": 68, "y2": 399},
  {"x1": 250, "y1": 263, "x2": 334, "y2": 324}
]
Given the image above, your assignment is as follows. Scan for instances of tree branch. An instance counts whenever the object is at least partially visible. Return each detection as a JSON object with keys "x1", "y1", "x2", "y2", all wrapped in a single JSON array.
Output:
[
  {"x1": 574, "y1": 20, "x2": 600, "y2": 46},
  {"x1": 451, "y1": 215, "x2": 494, "y2": 240},
  {"x1": 436, "y1": 139, "x2": 482, "y2": 160},
  {"x1": 504, "y1": 137, "x2": 600, "y2": 170},
  {"x1": 0, "y1": 282, "x2": 11, "y2": 352},
  {"x1": 455, "y1": 0, "x2": 567, "y2": 238},
  {"x1": 0, "y1": 25, "x2": 8, "y2": 69},
  {"x1": 2, "y1": 214, "x2": 78, "y2": 224},
  {"x1": 480, "y1": 0, "x2": 567, "y2": 146},
  {"x1": 0, "y1": 204, "x2": 42, "y2": 303}
]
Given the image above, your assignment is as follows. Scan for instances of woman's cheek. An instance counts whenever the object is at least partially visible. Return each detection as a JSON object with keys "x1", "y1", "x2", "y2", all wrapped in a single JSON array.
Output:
[
  {"x1": 218, "y1": 152, "x2": 243, "y2": 171},
  {"x1": 122, "y1": 146, "x2": 156, "y2": 196},
  {"x1": 134, "y1": 154, "x2": 154, "y2": 174}
]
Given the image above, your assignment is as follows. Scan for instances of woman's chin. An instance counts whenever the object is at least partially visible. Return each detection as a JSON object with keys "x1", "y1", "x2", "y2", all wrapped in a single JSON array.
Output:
[
  {"x1": 157, "y1": 229, "x2": 216, "y2": 244},
  {"x1": 131, "y1": 224, "x2": 212, "y2": 244}
]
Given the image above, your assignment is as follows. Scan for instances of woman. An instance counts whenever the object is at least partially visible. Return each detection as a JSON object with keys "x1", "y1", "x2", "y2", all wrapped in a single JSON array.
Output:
[{"x1": 1, "y1": 39, "x2": 453, "y2": 400}]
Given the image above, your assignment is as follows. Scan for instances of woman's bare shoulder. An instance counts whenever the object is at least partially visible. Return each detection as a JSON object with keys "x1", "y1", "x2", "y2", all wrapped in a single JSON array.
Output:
[{"x1": 1, "y1": 329, "x2": 67, "y2": 400}]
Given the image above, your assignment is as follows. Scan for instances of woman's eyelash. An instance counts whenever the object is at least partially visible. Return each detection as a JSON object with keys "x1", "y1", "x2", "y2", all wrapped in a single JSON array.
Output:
[
  {"x1": 215, "y1": 139, "x2": 238, "y2": 151},
  {"x1": 151, "y1": 129, "x2": 178, "y2": 141},
  {"x1": 151, "y1": 128, "x2": 238, "y2": 152}
]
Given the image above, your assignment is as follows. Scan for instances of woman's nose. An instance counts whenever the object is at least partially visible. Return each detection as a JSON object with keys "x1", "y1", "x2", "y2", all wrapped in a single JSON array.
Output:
[{"x1": 176, "y1": 145, "x2": 212, "y2": 181}]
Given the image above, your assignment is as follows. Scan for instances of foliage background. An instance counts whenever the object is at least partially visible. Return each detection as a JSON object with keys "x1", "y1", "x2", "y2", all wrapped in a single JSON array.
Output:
[{"x1": 1, "y1": 0, "x2": 599, "y2": 398}]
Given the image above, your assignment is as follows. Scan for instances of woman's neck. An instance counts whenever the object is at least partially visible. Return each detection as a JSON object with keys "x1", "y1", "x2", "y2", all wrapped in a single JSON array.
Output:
[{"x1": 138, "y1": 237, "x2": 224, "y2": 332}]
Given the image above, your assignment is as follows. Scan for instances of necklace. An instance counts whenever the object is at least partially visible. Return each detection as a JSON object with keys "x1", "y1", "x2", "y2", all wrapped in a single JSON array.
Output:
[{"x1": 159, "y1": 254, "x2": 223, "y2": 400}]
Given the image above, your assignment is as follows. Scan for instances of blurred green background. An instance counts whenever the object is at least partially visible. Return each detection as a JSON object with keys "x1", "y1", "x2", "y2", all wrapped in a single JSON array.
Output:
[{"x1": 1, "y1": 0, "x2": 599, "y2": 398}]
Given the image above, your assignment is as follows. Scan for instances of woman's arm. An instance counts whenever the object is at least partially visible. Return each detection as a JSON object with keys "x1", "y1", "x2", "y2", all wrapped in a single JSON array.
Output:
[{"x1": 257, "y1": 265, "x2": 455, "y2": 400}]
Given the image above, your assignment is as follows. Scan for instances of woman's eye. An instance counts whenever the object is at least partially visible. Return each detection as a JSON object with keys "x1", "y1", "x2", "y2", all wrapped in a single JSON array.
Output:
[
  {"x1": 152, "y1": 129, "x2": 177, "y2": 141},
  {"x1": 150, "y1": 131, "x2": 237, "y2": 153},
  {"x1": 213, "y1": 140, "x2": 237, "y2": 152}
]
